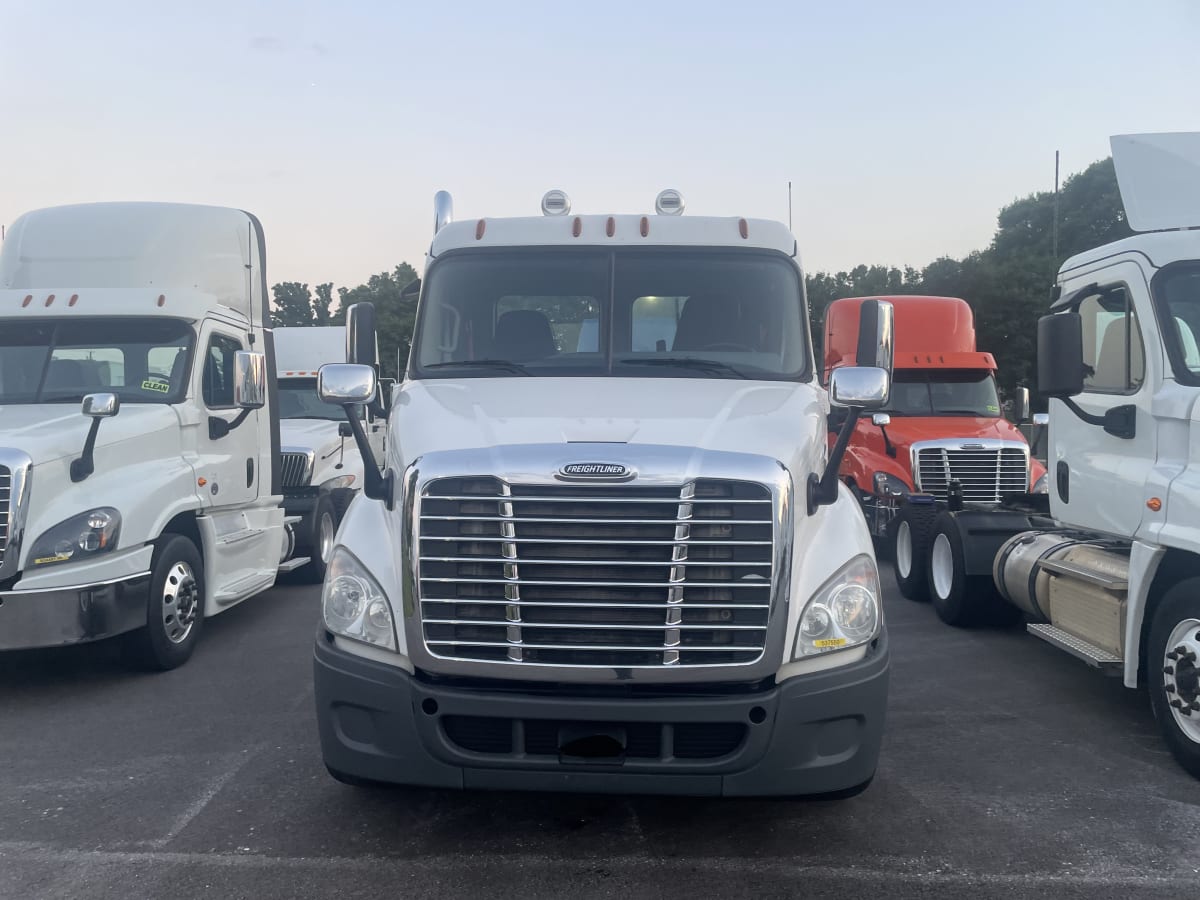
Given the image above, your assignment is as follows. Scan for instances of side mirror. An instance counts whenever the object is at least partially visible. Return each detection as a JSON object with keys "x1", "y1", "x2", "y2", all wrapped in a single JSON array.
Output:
[
  {"x1": 233, "y1": 351, "x2": 267, "y2": 409},
  {"x1": 1033, "y1": 413, "x2": 1050, "y2": 427},
  {"x1": 830, "y1": 366, "x2": 890, "y2": 410},
  {"x1": 82, "y1": 392, "x2": 120, "y2": 418},
  {"x1": 318, "y1": 363, "x2": 378, "y2": 405},
  {"x1": 1038, "y1": 313, "x2": 1085, "y2": 398},
  {"x1": 871, "y1": 412, "x2": 891, "y2": 427},
  {"x1": 346, "y1": 302, "x2": 378, "y2": 368},
  {"x1": 1015, "y1": 386, "x2": 1031, "y2": 423},
  {"x1": 855, "y1": 298, "x2": 895, "y2": 375}
]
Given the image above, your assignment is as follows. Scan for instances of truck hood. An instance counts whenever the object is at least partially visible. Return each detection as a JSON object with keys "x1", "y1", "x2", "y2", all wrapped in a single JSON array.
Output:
[
  {"x1": 393, "y1": 377, "x2": 825, "y2": 471},
  {"x1": 0, "y1": 404, "x2": 181, "y2": 465},
  {"x1": 279, "y1": 418, "x2": 342, "y2": 449}
]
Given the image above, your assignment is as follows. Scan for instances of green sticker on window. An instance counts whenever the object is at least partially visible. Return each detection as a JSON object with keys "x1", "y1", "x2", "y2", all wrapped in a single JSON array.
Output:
[
  {"x1": 142, "y1": 379, "x2": 170, "y2": 393},
  {"x1": 987, "y1": 404, "x2": 999, "y2": 413}
]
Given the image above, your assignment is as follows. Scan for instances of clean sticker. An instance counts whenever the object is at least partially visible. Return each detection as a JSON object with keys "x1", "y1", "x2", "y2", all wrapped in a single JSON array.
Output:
[
  {"x1": 142, "y1": 379, "x2": 170, "y2": 393},
  {"x1": 987, "y1": 404, "x2": 999, "y2": 413},
  {"x1": 814, "y1": 638, "x2": 847, "y2": 648}
]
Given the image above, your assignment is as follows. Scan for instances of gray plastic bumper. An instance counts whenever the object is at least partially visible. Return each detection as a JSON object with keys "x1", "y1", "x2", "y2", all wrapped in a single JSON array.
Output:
[{"x1": 313, "y1": 628, "x2": 889, "y2": 797}]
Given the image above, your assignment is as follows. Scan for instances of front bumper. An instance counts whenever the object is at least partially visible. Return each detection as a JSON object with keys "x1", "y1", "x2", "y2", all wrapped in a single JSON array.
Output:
[
  {"x1": 313, "y1": 628, "x2": 889, "y2": 797},
  {"x1": 0, "y1": 571, "x2": 151, "y2": 650}
]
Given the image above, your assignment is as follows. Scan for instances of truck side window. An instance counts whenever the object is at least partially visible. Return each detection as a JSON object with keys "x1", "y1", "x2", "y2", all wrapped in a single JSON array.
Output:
[
  {"x1": 202, "y1": 334, "x2": 243, "y2": 408},
  {"x1": 1079, "y1": 289, "x2": 1145, "y2": 394}
]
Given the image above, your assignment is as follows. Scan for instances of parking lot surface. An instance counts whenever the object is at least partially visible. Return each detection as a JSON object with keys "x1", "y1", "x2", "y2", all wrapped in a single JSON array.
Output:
[{"x1": 2, "y1": 574, "x2": 1199, "y2": 899}]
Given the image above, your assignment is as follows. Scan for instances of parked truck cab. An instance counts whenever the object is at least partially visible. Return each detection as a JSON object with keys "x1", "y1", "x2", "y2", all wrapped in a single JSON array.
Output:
[
  {"x1": 311, "y1": 190, "x2": 895, "y2": 797},
  {"x1": 274, "y1": 326, "x2": 387, "y2": 582},
  {"x1": 0, "y1": 202, "x2": 310, "y2": 669},
  {"x1": 823, "y1": 295, "x2": 1046, "y2": 600}
]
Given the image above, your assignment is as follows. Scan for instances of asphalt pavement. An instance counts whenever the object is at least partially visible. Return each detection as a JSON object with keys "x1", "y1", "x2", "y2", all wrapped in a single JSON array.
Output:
[{"x1": 2, "y1": 571, "x2": 1199, "y2": 899}]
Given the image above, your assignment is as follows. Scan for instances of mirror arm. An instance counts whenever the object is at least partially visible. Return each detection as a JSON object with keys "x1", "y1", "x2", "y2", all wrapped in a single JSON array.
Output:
[
  {"x1": 808, "y1": 407, "x2": 862, "y2": 515},
  {"x1": 878, "y1": 423, "x2": 897, "y2": 459},
  {"x1": 208, "y1": 409, "x2": 252, "y2": 441},
  {"x1": 342, "y1": 405, "x2": 393, "y2": 507},
  {"x1": 70, "y1": 418, "x2": 105, "y2": 483}
]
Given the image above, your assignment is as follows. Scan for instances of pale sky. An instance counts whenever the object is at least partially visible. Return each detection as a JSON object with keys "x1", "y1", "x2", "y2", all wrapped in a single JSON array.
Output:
[{"x1": 2, "y1": 0, "x2": 1197, "y2": 293}]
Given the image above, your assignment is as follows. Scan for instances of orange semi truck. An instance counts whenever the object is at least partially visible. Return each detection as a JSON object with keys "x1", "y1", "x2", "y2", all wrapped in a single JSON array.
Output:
[{"x1": 824, "y1": 295, "x2": 1047, "y2": 606}]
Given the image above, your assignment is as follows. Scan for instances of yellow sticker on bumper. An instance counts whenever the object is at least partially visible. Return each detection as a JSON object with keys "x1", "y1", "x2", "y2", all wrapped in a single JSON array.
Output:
[{"x1": 814, "y1": 638, "x2": 847, "y2": 648}]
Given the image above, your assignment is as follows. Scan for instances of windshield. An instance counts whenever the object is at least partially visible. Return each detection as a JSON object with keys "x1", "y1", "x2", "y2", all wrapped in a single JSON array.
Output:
[
  {"x1": 881, "y1": 369, "x2": 1001, "y2": 417},
  {"x1": 278, "y1": 377, "x2": 344, "y2": 421},
  {"x1": 412, "y1": 249, "x2": 808, "y2": 380},
  {"x1": 1155, "y1": 263, "x2": 1200, "y2": 384},
  {"x1": 0, "y1": 317, "x2": 193, "y2": 405}
]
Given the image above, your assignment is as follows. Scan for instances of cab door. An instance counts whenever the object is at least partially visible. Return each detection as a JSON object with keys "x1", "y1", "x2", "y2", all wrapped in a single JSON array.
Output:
[
  {"x1": 1050, "y1": 263, "x2": 1158, "y2": 537},
  {"x1": 193, "y1": 325, "x2": 261, "y2": 507}
]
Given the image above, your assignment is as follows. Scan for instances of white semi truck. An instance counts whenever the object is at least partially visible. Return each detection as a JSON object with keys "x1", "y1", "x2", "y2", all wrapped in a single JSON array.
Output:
[
  {"x1": 901, "y1": 132, "x2": 1200, "y2": 778},
  {"x1": 274, "y1": 326, "x2": 387, "y2": 581},
  {"x1": 311, "y1": 189, "x2": 896, "y2": 797},
  {"x1": 0, "y1": 202, "x2": 312, "y2": 669}
]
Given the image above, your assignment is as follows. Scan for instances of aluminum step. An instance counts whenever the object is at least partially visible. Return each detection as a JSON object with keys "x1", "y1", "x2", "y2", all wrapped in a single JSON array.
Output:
[
  {"x1": 1027, "y1": 623, "x2": 1122, "y2": 673},
  {"x1": 276, "y1": 556, "x2": 312, "y2": 574}
]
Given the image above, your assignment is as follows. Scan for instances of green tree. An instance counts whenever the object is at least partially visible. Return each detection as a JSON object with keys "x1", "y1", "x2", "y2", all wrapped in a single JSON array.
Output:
[
  {"x1": 336, "y1": 263, "x2": 420, "y2": 379},
  {"x1": 270, "y1": 282, "x2": 315, "y2": 327},
  {"x1": 313, "y1": 283, "x2": 336, "y2": 325}
]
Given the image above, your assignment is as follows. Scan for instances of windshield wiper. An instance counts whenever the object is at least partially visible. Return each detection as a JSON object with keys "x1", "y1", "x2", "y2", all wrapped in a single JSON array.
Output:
[
  {"x1": 424, "y1": 359, "x2": 530, "y2": 375},
  {"x1": 618, "y1": 357, "x2": 748, "y2": 379}
]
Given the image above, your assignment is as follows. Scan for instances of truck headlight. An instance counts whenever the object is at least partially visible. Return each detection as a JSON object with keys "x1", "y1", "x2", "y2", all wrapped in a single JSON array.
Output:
[
  {"x1": 794, "y1": 554, "x2": 881, "y2": 658},
  {"x1": 872, "y1": 472, "x2": 910, "y2": 498},
  {"x1": 320, "y1": 474, "x2": 356, "y2": 491},
  {"x1": 29, "y1": 508, "x2": 121, "y2": 568},
  {"x1": 1032, "y1": 473, "x2": 1048, "y2": 494},
  {"x1": 322, "y1": 547, "x2": 397, "y2": 650}
]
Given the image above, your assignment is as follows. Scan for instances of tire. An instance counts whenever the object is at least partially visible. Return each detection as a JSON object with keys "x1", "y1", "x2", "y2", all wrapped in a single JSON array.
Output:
[
  {"x1": 889, "y1": 504, "x2": 938, "y2": 601},
  {"x1": 122, "y1": 534, "x2": 205, "y2": 671},
  {"x1": 298, "y1": 495, "x2": 337, "y2": 584},
  {"x1": 927, "y1": 513, "x2": 1019, "y2": 628},
  {"x1": 1147, "y1": 578, "x2": 1200, "y2": 779}
]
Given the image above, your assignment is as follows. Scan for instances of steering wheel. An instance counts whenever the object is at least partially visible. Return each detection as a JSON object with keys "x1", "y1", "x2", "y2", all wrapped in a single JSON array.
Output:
[{"x1": 696, "y1": 342, "x2": 753, "y2": 352}]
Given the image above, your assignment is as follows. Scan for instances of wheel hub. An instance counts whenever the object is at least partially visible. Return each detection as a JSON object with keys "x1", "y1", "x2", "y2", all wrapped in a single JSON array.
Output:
[
  {"x1": 1163, "y1": 619, "x2": 1200, "y2": 740},
  {"x1": 896, "y1": 522, "x2": 912, "y2": 579},
  {"x1": 162, "y1": 561, "x2": 198, "y2": 645}
]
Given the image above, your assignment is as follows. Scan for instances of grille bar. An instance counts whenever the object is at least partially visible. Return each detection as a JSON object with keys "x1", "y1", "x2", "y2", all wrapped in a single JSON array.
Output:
[
  {"x1": 418, "y1": 476, "x2": 773, "y2": 668},
  {"x1": 914, "y1": 445, "x2": 1029, "y2": 503},
  {"x1": 280, "y1": 452, "x2": 313, "y2": 489},
  {"x1": 0, "y1": 465, "x2": 9, "y2": 564}
]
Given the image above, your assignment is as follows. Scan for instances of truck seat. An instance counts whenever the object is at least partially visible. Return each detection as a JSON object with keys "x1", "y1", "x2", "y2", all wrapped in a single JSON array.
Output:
[
  {"x1": 492, "y1": 310, "x2": 557, "y2": 361},
  {"x1": 672, "y1": 295, "x2": 750, "y2": 351}
]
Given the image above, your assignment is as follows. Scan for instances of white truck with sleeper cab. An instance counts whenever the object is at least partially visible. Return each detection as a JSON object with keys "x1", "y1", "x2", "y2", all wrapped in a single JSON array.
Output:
[
  {"x1": 311, "y1": 189, "x2": 895, "y2": 797},
  {"x1": 274, "y1": 326, "x2": 387, "y2": 581},
  {"x1": 0, "y1": 202, "x2": 311, "y2": 669},
  {"x1": 909, "y1": 133, "x2": 1200, "y2": 779}
]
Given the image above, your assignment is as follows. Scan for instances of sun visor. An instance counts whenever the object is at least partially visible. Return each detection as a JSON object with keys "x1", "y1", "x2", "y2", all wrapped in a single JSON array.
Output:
[
  {"x1": 1111, "y1": 133, "x2": 1200, "y2": 232},
  {"x1": 895, "y1": 351, "x2": 996, "y2": 370}
]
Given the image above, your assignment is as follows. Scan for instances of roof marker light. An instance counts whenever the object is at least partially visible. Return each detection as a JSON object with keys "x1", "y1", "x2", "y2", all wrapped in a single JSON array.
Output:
[
  {"x1": 541, "y1": 190, "x2": 571, "y2": 216},
  {"x1": 572, "y1": 217, "x2": 582, "y2": 237},
  {"x1": 640, "y1": 216, "x2": 649, "y2": 237},
  {"x1": 157, "y1": 294, "x2": 166, "y2": 307},
  {"x1": 606, "y1": 217, "x2": 615, "y2": 237},
  {"x1": 655, "y1": 189, "x2": 685, "y2": 215},
  {"x1": 68, "y1": 294, "x2": 79, "y2": 307},
  {"x1": 45, "y1": 294, "x2": 55, "y2": 307},
  {"x1": 738, "y1": 218, "x2": 748, "y2": 239},
  {"x1": 21, "y1": 295, "x2": 31, "y2": 308},
  {"x1": 476, "y1": 218, "x2": 487, "y2": 240}
]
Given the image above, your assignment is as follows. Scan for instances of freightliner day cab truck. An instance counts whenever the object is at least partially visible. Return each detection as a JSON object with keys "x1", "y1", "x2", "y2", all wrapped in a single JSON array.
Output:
[
  {"x1": 274, "y1": 326, "x2": 387, "y2": 581},
  {"x1": 0, "y1": 202, "x2": 313, "y2": 669},
  {"x1": 312, "y1": 189, "x2": 896, "y2": 797},
  {"x1": 823, "y1": 295, "x2": 1047, "y2": 600},
  {"x1": 906, "y1": 132, "x2": 1200, "y2": 778}
]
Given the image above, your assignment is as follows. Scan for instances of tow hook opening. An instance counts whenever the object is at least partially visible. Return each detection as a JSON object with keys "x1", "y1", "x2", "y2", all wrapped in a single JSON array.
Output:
[{"x1": 559, "y1": 724, "x2": 627, "y2": 763}]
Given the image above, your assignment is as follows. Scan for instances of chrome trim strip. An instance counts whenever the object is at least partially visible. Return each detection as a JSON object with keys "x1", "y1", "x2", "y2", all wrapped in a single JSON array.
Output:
[
  {"x1": 0, "y1": 568, "x2": 151, "y2": 597},
  {"x1": 0, "y1": 449, "x2": 33, "y2": 582}
]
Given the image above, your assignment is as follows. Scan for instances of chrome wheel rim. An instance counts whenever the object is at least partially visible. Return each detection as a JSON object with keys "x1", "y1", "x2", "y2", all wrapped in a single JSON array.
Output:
[
  {"x1": 161, "y1": 561, "x2": 199, "y2": 644},
  {"x1": 319, "y1": 512, "x2": 335, "y2": 564},
  {"x1": 896, "y1": 521, "x2": 913, "y2": 579},
  {"x1": 1163, "y1": 618, "x2": 1200, "y2": 743},
  {"x1": 931, "y1": 533, "x2": 954, "y2": 600}
]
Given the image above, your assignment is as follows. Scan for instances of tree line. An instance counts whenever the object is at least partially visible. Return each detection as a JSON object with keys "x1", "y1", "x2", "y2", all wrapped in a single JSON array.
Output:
[{"x1": 271, "y1": 157, "x2": 1130, "y2": 394}]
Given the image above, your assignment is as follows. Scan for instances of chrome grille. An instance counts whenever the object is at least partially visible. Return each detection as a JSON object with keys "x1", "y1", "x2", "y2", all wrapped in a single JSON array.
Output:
[
  {"x1": 914, "y1": 444, "x2": 1029, "y2": 502},
  {"x1": 418, "y1": 477, "x2": 774, "y2": 667},
  {"x1": 0, "y1": 465, "x2": 9, "y2": 567},
  {"x1": 279, "y1": 452, "x2": 312, "y2": 489}
]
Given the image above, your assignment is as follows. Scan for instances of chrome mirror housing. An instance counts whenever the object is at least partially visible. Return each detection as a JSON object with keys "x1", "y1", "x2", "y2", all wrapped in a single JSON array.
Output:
[
  {"x1": 81, "y1": 392, "x2": 120, "y2": 418},
  {"x1": 319, "y1": 363, "x2": 378, "y2": 405},
  {"x1": 233, "y1": 351, "x2": 267, "y2": 410},
  {"x1": 830, "y1": 366, "x2": 890, "y2": 410}
]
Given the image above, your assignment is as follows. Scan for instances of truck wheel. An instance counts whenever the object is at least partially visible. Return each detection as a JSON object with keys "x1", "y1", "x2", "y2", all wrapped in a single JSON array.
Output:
[
  {"x1": 299, "y1": 495, "x2": 337, "y2": 584},
  {"x1": 890, "y1": 504, "x2": 937, "y2": 601},
  {"x1": 1148, "y1": 579, "x2": 1200, "y2": 779},
  {"x1": 123, "y1": 535, "x2": 205, "y2": 671},
  {"x1": 927, "y1": 513, "x2": 1018, "y2": 628}
]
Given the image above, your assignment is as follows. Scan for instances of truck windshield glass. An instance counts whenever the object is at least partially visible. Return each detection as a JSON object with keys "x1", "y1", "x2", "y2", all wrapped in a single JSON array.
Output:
[
  {"x1": 0, "y1": 317, "x2": 193, "y2": 404},
  {"x1": 278, "y1": 377, "x2": 354, "y2": 421},
  {"x1": 1155, "y1": 263, "x2": 1200, "y2": 383},
  {"x1": 413, "y1": 249, "x2": 807, "y2": 380},
  {"x1": 881, "y1": 369, "x2": 1001, "y2": 417}
]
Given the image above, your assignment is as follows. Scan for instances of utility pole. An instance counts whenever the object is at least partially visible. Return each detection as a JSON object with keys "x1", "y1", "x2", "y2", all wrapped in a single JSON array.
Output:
[
  {"x1": 1052, "y1": 150, "x2": 1060, "y2": 261},
  {"x1": 788, "y1": 181, "x2": 793, "y2": 232}
]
